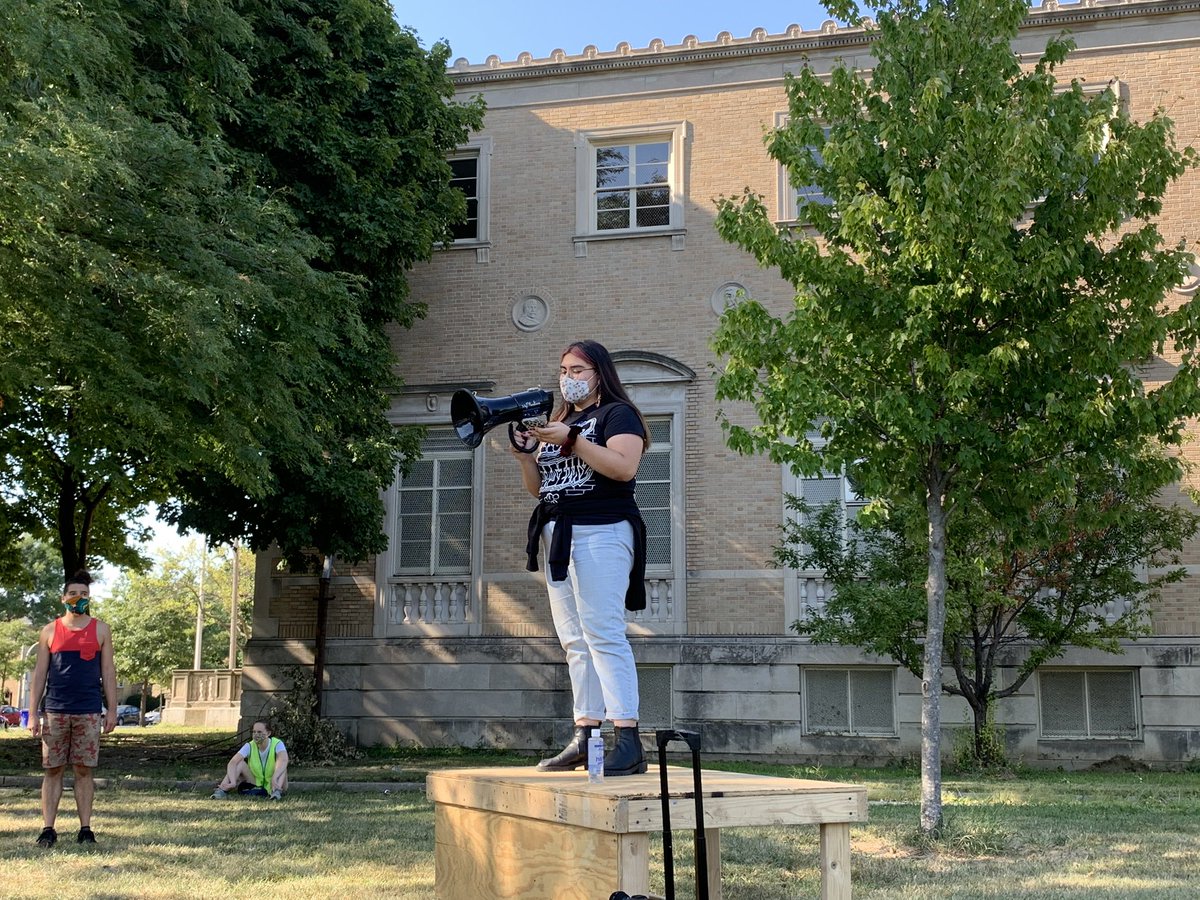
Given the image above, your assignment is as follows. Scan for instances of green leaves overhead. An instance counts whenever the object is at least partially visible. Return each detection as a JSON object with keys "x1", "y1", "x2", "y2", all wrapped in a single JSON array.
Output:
[
  {"x1": 713, "y1": 0, "x2": 1198, "y2": 833},
  {"x1": 0, "y1": 0, "x2": 482, "y2": 574},
  {"x1": 788, "y1": 456, "x2": 1197, "y2": 763},
  {"x1": 714, "y1": 0, "x2": 1198, "y2": 518}
]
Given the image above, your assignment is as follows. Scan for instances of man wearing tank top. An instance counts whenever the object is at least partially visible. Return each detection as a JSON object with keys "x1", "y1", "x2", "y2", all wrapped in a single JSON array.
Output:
[{"x1": 28, "y1": 569, "x2": 118, "y2": 848}]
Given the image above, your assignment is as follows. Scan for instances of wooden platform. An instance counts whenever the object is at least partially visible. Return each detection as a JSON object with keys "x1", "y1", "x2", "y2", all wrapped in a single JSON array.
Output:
[{"x1": 426, "y1": 766, "x2": 868, "y2": 899}]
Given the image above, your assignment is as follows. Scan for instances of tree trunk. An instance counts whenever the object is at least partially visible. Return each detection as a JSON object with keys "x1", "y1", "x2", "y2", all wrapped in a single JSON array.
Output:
[
  {"x1": 973, "y1": 692, "x2": 987, "y2": 762},
  {"x1": 921, "y1": 480, "x2": 949, "y2": 834},
  {"x1": 57, "y1": 471, "x2": 80, "y2": 580}
]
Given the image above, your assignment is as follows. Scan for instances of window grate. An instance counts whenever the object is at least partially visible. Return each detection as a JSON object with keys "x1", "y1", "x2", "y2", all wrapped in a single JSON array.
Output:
[
  {"x1": 448, "y1": 154, "x2": 479, "y2": 240},
  {"x1": 637, "y1": 666, "x2": 673, "y2": 728},
  {"x1": 635, "y1": 416, "x2": 672, "y2": 569},
  {"x1": 1040, "y1": 670, "x2": 1138, "y2": 739},
  {"x1": 595, "y1": 141, "x2": 671, "y2": 231},
  {"x1": 804, "y1": 667, "x2": 896, "y2": 736}
]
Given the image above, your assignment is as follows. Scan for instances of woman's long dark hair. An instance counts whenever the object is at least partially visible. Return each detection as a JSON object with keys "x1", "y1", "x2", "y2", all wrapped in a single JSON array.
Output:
[{"x1": 553, "y1": 339, "x2": 651, "y2": 451}]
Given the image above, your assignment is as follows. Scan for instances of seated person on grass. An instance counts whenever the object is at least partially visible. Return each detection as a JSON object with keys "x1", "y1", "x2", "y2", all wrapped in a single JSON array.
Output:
[{"x1": 212, "y1": 721, "x2": 289, "y2": 800}]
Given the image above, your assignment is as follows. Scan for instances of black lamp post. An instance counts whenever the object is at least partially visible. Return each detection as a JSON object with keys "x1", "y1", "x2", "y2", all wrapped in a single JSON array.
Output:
[{"x1": 312, "y1": 554, "x2": 334, "y2": 717}]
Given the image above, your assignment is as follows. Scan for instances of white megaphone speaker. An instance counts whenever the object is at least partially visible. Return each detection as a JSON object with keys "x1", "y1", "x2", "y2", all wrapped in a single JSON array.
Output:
[{"x1": 451, "y1": 388, "x2": 554, "y2": 453}]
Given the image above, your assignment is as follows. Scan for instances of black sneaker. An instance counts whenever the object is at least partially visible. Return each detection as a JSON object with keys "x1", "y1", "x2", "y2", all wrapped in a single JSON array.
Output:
[
  {"x1": 77, "y1": 827, "x2": 96, "y2": 844},
  {"x1": 36, "y1": 826, "x2": 57, "y2": 848}
]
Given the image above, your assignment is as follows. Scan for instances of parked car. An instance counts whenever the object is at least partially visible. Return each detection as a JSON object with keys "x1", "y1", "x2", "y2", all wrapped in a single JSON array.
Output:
[
  {"x1": 0, "y1": 705, "x2": 21, "y2": 728},
  {"x1": 143, "y1": 709, "x2": 161, "y2": 725},
  {"x1": 115, "y1": 704, "x2": 140, "y2": 726}
]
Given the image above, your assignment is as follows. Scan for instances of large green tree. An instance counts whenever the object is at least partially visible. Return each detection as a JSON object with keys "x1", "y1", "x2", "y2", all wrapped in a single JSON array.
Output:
[
  {"x1": 1, "y1": 0, "x2": 342, "y2": 576},
  {"x1": 712, "y1": 0, "x2": 1199, "y2": 832},
  {"x1": 0, "y1": 0, "x2": 482, "y2": 577},
  {"x1": 100, "y1": 541, "x2": 252, "y2": 717},
  {"x1": 0, "y1": 536, "x2": 63, "y2": 625},
  {"x1": 786, "y1": 457, "x2": 1198, "y2": 764},
  {"x1": 164, "y1": 0, "x2": 483, "y2": 567}
]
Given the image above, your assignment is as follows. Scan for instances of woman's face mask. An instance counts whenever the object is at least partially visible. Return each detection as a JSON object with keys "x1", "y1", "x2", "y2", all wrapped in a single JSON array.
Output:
[{"x1": 559, "y1": 373, "x2": 593, "y2": 404}]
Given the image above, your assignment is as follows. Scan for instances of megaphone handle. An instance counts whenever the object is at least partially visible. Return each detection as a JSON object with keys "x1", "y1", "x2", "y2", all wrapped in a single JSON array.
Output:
[{"x1": 509, "y1": 423, "x2": 539, "y2": 453}]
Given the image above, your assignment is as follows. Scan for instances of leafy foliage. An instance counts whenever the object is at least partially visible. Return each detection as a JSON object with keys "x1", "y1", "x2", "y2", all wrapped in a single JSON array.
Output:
[
  {"x1": 0, "y1": 537, "x2": 64, "y2": 625},
  {"x1": 101, "y1": 562, "x2": 200, "y2": 697},
  {"x1": 950, "y1": 713, "x2": 1008, "y2": 772},
  {"x1": 98, "y1": 542, "x2": 252, "y2": 713},
  {"x1": 0, "y1": 618, "x2": 38, "y2": 701},
  {"x1": 164, "y1": 0, "x2": 484, "y2": 568},
  {"x1": 0, "y1": 0, "x2": 483, "y2": 578},
  {"x1": 785, "y1": 458, "x2": 1198, "y2": 763},
  {"x1": 713, "y1": 0, "x2": 1199, "y2": 831},
  {"x1": 266, "y1": 665, "x2": 360, "y2": 766}
]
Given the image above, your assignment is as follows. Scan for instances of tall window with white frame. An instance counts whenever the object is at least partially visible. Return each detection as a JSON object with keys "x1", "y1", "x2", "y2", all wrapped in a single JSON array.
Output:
[
  {"x1": 441, "y1": 137, "x2": 491, "y2": 257},
  {"x1": 595, "y1": 141, "x2": 671, "y2": 231},
  {"x1": 447, "y1": 153, "x2": 479, "y2": 241},
  {"x1": 795, "y1": 468, "x2": 867, "y2": 551},
  {"x1": 575, "y1": 122, "x2": 686, "y2": 248},
  {"x1": 636, "y1": 417, "x2": 673, "y2": 568},
  {"x1": 777, "y1": 119, "x2": 834, "y2": 224},
  {"x1": 782, "y1": 457, "x2": 868, "y2": 626},
  {"x1": 630, "y1": 415, "x2": 675, "y2": 623},
  {"x1": 392, "y1": 427, "x2": 473, "y2": 626}
]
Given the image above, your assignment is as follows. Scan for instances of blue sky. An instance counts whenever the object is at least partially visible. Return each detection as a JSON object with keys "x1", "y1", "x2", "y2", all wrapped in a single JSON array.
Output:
[{"x1": 392, "y1": 1, "x2": 838, "y2": 66}]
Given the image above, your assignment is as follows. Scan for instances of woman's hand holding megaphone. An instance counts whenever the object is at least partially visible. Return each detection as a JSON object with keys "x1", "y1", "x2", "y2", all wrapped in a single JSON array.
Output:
[
  {"x1": 512, "y1": 421, "x2": 571, "y2": 456},
  {"x1": 510, "y1": 426, "x2": 540, "y2": 455},
  {"x1": 528, "y1": 421, "x2": 572, "y2": 448}
]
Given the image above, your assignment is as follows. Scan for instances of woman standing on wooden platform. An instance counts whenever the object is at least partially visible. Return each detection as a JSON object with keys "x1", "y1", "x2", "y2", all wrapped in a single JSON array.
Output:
[{"x1": 513, "y1": 339, "x2": 650, "y2": 776}]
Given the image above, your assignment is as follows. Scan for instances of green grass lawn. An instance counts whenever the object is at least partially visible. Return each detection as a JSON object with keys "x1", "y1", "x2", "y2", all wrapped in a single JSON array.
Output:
[{"x1": 2, "y1": 726, "x2": 1198, "y2": 899}]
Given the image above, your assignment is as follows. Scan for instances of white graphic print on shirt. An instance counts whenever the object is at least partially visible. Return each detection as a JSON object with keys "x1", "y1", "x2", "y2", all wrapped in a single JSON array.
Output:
[{"x1": 539, "y1": 417, "x2": 599, "y2": 504}]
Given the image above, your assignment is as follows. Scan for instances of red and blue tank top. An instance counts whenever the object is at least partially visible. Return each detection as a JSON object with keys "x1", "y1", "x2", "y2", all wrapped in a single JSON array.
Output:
[{"x1": 44, "y1": 617, "x2": 103, "y2": 714}]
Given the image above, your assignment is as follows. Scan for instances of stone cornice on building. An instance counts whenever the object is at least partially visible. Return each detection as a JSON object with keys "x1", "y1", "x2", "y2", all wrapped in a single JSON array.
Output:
[{"x1": 448, "y1": 0, "x2": 1200, "y2": 86}]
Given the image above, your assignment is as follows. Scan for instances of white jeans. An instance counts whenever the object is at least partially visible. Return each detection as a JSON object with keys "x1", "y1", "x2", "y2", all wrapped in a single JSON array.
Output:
[{"x1": 542, "y1": 520, "x2": 639, "y2": 723}]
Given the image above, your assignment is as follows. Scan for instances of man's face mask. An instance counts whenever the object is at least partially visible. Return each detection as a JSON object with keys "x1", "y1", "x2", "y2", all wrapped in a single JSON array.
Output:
[{"x1": 63, "y1": 588, "x2": 90, "y2": 615}]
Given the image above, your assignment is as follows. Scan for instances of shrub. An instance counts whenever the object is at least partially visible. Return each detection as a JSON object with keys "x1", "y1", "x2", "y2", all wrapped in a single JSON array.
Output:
[
  {"x1": 951, "y1": 715, "x2": 1008, "y2": 771},
  {"x1": 266, "y1": 665, "x2": 360, "y2": 766}
]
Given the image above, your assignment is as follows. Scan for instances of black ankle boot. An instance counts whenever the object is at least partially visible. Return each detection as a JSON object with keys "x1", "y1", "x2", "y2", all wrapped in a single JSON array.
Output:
[
  {"x1": 537, "y1": 724, "x2": 591, "y2": 771},
  {"x1": 604, "y1": 725, "x2": 647, "y2": 776}
]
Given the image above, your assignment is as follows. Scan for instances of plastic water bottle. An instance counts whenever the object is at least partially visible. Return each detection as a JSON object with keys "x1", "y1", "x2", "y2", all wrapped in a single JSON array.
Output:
[{"x1": 587, "y1": 728, "x2": 604, "y2": 784}]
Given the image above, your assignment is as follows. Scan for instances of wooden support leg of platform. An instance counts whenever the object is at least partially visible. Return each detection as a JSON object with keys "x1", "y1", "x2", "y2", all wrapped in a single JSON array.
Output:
[
  {"x1": 703, "y1": 827, "x2": 722, "y2": 899},
  {"x1": 819, "y1": 822, "x2": 852, "y2": 900}
]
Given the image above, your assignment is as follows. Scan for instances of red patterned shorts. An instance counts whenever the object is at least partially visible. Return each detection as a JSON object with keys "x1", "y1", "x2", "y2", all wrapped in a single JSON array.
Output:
[{"x1": 41, "y1": 712, "x2": 102, "y2": 768}]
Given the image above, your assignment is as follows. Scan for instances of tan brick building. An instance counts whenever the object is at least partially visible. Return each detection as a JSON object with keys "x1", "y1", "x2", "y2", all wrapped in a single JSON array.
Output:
[{"x1": 242, "y1": 0, "x2": 1200, "y2": 766}]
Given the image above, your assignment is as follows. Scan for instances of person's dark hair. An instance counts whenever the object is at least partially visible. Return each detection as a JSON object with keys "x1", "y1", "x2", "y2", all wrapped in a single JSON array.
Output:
[
  {"x1": 64, "y1": 569, "x2": 92, "y2": 592},
  {"x1": 554, "y1": 339, "x2": 651, "y2": 450}
]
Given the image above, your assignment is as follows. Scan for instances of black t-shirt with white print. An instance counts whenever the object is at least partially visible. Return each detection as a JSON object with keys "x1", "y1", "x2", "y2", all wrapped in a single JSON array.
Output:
[{"x1": 536, "y1": 400, "x2": 644, "y2": 507}]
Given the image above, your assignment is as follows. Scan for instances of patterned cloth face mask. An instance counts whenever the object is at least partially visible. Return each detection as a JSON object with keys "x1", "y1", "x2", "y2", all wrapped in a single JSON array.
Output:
[
  {"x1": 559, "y1": 373, "x2": 593, "y2": 404},
  {"x1": 63, "y1": 596, "x2": 90, "y2": 615}
]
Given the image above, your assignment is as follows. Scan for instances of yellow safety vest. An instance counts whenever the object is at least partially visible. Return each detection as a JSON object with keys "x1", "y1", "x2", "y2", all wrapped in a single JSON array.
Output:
[{"x1": 246, "y1": 737, "x2": 281, "y2": 790}]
